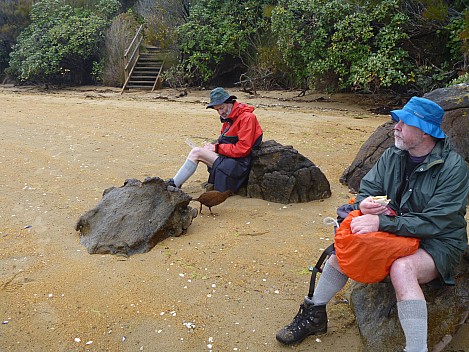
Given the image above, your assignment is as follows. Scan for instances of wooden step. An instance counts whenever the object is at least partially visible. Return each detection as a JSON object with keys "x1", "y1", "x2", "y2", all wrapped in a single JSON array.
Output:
[
  {"x1": 134, "y1": 65, "x2": 161, "y2": 69},
  {"x1": 122, "y1": 45, "x2": 167, "y2": 93},
  {"x1": 126, "y1": 85, "x2": 153, "y2": 89},
  {"x1": 131, "y1": 75, "x2": 158, "y2": 79}
]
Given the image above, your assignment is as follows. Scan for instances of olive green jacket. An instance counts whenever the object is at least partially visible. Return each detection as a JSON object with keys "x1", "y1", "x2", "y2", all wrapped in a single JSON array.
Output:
[{"x1": 355, "y1": 139, "x2": 469, "y2": 284}]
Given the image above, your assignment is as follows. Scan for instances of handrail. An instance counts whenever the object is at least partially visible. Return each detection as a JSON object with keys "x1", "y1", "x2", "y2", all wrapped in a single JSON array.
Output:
[
  {"x1": 124, "y1": 37, "x2": 142, "y2": 72},
  {"x1": 151, "y1": 54, "x2": 167, "y2": 92},
  {"x1": 121, "y1": 24, "x2": 144, "y2": 94},
  {"x1": 124, "y1": 24, "x2": 143, "y2": 58}
]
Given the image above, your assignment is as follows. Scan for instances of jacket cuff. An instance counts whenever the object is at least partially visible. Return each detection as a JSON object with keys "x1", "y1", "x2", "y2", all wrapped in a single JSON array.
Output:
[{"x1": 378, "y1": 214, "x2": 398, "y2": 233}]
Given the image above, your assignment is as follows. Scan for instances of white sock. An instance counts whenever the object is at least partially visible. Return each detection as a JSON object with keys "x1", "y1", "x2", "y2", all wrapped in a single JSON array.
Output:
[
  {"x1": 397, "y1": 300, "x2": 428, "y2": 352},
  {"x1": 172, "y1": 159, "x2": 197, "y2": 187},
  {"x1": 305, "y1": 261, "x2": 348, "y2": 306}
]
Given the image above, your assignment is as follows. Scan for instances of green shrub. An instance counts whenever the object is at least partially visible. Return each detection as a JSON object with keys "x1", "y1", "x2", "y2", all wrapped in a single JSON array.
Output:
[
  {"x1": 7, "y1": 0, "x2": 119, "y2": 84},
  {"x1": 0, "y1": 0, "x2": 32, "y2": 74},
  {"x1": 272, "y1": 0, "x2": 411, "y2": 92},
  {"x1": 448, "y1": 72, "x2": 469, "y2": 86},
  {"x1": 176, "y1": 0, "x2": 276, "y2": 85}
]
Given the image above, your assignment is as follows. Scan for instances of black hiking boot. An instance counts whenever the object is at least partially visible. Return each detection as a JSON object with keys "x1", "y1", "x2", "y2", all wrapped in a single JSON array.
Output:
[
  {"x1": 276, "y1": 303, "x2": 327, "y2": 345},
  {"x1": 201, "y1": 182, "x2": 214, "y2": 191},
  {"x1": 166, "y1": 178, "x2": 177, "y2": 188}
]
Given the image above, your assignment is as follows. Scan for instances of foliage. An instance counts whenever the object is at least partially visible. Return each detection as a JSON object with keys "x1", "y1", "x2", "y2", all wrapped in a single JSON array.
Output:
[
  {"x1": 7, "y1": 0, "x2": 120, "y2": 84},
  {"x1": 163, "y1": 63, "x2": 189, "y2": 88},
  {"x1": 445, "y1": 8, "x2": 469, "y2": 70},
  {"x1": 101, "y1": 10, "x2": 140, "y2": 86},
  {"x1": 91, "y1": 59, "x2": 104, "y2": 82},
  {"x1": 68, "y1": 0, "x2": 136, "y2": 11},
  {"x1": 0, "y1": 0, "x2": 32, "y2": 74},
  {"x1": 135, "y1": 0, "x2": 190, "y2": 49},
  {"x1": 395, "y1": 0, "x2": 469, "y2": 94},
  {"x1": 271, "y1": 0, "x2": 412, "y2": 93},
  {"x1": 175, "y1": 0, "x2": 277, "y2": 86},
  {"x1": 448, "y1": 72, "x2": 469, "y2": 85},
  {"x1": 2, "y1": 0, "x2": 468, "y2": 92},
  {"x1": 171, "y1": 0, "x2": 469, "y2": 93}
]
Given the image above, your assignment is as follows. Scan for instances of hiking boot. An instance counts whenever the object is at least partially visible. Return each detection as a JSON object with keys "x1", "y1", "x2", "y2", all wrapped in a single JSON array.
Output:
[
  {"x1": 201, "y1": 182, "x2": 214, "y2": 191},
  {"x1": 276, "y1": 303, "x2": 327, "y2": 345},
  {"x1": 166, "y1": 178, "x2": 177, "y2": 188}
]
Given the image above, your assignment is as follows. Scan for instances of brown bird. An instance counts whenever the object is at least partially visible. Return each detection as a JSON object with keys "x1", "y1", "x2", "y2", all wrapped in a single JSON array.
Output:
[{"x1": 192, "y1": 190, "x2": 233, "y2": 216}]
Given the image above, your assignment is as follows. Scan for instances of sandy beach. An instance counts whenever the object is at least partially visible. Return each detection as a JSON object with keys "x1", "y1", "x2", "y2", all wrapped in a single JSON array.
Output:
[{"x1": 0, "y1": 85, "x2": 467, "y2": 351}]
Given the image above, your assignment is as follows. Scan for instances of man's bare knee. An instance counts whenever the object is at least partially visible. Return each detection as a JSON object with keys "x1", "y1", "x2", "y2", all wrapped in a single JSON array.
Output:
[
  {"x1": 390, "y1": 249, "x2": 439, "y2": 286},
  {"x1": 188, "y1": 147, "x2": 204, "y2": 160},
  {"x1": 390, "y1": 257, "x2": 415, "y2": 278}
]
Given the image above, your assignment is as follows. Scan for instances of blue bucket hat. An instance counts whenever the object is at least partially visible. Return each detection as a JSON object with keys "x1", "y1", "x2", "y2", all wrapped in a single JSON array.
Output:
[
  {"x1": 390, "y1": 97, "x2": 445, "y2": 138},
  {"x1": 206, "y1": 87, "x2": 237, "y2": 109}
]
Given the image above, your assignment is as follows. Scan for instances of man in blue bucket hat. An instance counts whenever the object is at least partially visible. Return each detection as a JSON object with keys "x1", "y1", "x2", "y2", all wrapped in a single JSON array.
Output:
[
  {"x1": 167, "y1": 87, "x2": 263, "y2": 193},
  {"x1": 277, "y1": 97, "x2": 469, "y2": 352},
  {"x1": 390, "y1": 96, "x2": 446, "y2": 138}
]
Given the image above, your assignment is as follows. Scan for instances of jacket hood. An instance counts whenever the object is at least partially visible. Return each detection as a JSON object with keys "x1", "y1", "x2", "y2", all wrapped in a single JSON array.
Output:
[
  {"x1": 228, "y1": 102, "x2": 255, "y2": 120},
  {"x1": 424, "y1": 138, "x2": 453, "y2": 166}
]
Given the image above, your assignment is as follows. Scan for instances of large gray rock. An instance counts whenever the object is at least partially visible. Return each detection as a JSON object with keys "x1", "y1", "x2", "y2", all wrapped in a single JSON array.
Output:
[
  {"x1": 349, "y1": 249, "x2": 469, "y2": 352},
  {"x1": 340, "y1": 84, "x2": 469, "y2": 192},
  {"x1": 238, "y1": 140, "x2": 331, "y2": 204},
  {"x1": 75, "y1": 177, "x2": 196, "y2": 256},
  {"x1": 340, "y1": 120, "x2": 395, "y2": 193},
  {"x1": 428, "y1": 85, "x2": 469, "y2": 158}
]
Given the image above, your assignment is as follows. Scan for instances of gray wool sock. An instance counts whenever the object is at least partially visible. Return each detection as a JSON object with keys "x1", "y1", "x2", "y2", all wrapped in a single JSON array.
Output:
[
  {"x1": 172, "y1": 159, "x2": 197, "y2": 187},
  {"x1": 397, "y1": 300, "x2": 428, "y2": 352},
  {"x1": 305, "y1": 260, "x2": 348, "y2": 306}
]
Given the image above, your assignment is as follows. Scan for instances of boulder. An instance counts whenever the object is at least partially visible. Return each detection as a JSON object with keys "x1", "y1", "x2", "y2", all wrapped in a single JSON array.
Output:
[
  {"x1": 348, "y1": 248, "x2": 469, "y2": 351},
  {"x1": 428, "y1": 85, "x2": 469, "y2": 159},
  {"x1": 238, "y1": 140, "x2": 331, "y2": 204},
  {"x1": 340, "y1": 84, "x2": 469, "y2": 192},
  {"x1": 75, "y1": 177, "x2": 196, "y2": 256},
  {"x1": 339, "y1": 120, "x2": 395, "y2": 193}
]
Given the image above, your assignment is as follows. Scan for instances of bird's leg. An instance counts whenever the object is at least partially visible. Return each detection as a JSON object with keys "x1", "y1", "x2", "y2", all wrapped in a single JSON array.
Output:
[
  {"x1": 209, "y1": 207, "x2": 218, "y2": 216},
  {"x1": 199, "y1": 203, "x2": 203, "y2": 215}
]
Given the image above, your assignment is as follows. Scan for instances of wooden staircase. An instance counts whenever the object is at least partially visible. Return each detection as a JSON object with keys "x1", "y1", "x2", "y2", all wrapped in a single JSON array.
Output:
[
  {"x1": 121, "y1": 25, "x2": 166, "y2": 93},
  {"x1": 125, "y1": 46, "x2": 165, "y2": 91}
]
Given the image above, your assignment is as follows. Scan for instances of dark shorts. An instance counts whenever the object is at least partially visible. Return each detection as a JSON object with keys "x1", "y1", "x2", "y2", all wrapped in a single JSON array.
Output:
[{"x1": 208, "y1": 155, "x2": 252, "y2": 192}]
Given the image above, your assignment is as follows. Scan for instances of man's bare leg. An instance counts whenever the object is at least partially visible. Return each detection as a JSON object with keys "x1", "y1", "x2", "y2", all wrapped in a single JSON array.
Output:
[
  {"x1": 390, "y1": 249, "x2": 439, "y2": 352},
  {"x1": 172, "y1": 147, "x2": 219, "y2": 187}
]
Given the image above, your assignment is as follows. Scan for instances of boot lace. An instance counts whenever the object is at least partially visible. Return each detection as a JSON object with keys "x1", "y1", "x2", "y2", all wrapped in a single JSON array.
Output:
[{"x1": 286, "y1": 304, "x2": 311, "y2": 332}]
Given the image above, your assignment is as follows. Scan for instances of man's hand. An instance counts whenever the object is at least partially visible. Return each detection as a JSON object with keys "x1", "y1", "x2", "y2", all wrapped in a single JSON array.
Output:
[
  {"x1": 350, "y1": 214, "x2": 380, "y2": 234},
  {"x1": 360, "y1": 196, "x2": 389, "y2": 215},
  {"x1": 203, "y1": 143, "x2": 215, "y2": 152}
]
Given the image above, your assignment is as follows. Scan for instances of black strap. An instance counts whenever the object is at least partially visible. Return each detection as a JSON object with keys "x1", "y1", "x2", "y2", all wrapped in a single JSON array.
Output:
[{"x1": 307, "y1": 243, "x2": 335, "y2": 300}]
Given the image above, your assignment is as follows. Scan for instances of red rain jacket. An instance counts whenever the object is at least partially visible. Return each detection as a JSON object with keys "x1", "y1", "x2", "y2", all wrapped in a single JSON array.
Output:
[{"x1": 216, "y1": 102, "x2": 263, "y2": 158}]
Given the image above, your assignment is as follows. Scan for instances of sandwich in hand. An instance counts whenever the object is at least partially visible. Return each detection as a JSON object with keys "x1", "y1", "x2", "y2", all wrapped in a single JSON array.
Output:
[{"x1": 372, "y1": 195, "x2": 391, "y2": 206}]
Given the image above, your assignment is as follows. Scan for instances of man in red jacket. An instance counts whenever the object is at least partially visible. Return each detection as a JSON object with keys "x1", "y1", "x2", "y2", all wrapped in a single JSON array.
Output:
[{"x1": 168, "y1": 87, "x2": 263, "y2": 192}]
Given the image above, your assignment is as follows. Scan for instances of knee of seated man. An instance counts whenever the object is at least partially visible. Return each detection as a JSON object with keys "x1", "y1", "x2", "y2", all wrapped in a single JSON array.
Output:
[
  {"x1": 188, "y1": 147, "x2": 203, "y2": 158},
  {"x1": 389, "y1": 256, "x2": 417, "y2": 277},
  {"x1": 390, "y1": 249, "x2": 439, "y2": 287}
]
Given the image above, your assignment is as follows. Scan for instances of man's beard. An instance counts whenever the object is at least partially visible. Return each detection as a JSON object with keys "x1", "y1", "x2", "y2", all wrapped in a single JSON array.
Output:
[
  {"x1": 220, "y1": 105, "x2": 232, "y2": 119},
  {"x1": 394, "y1": 133, "x2": 422, "y2": 151},
  {"x1": 394, "y1": 136, "x2": 406, "y2": 150}
]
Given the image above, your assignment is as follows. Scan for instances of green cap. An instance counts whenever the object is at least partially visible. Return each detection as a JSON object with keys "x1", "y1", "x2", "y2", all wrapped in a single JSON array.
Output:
[{"x1": 206, "y1": 87, "x2": 237, "y2": 109}]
